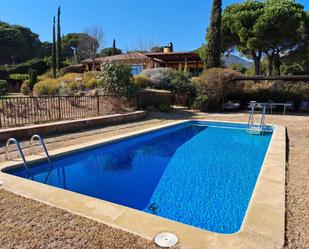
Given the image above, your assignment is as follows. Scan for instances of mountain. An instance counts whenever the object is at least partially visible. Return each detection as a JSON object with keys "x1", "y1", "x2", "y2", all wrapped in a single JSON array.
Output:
[{"x1": 221, "y1": 54, "x2": 253, "y2": 68}]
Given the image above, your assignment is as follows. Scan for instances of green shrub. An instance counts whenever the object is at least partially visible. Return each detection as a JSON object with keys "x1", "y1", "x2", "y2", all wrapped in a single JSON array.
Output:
[
  {"x1": 227, "y1": 80, "x2": 309, "y2": 108},
  {"x1": 169, "y1": 70, "x2": 196, "y2": 96},
  {"x1": 141, "y1": 68, "x2": 195, "y2": 97},
  {"x1": 85, "y1": 78, "x2": 97, "y2": 89},
  {"x1": 194, "y1": 68, "x2": 242, "y2": 110},
  {"x1": 132, "y1": 75, "x2": 150, "y2": 88},
  {"x1": 0, "y1": 80, "x2": 8, "y2": 95},
  {"x1": 9, "y1": 73, "x2": 29, "y2": 81},
  {"x1": 192, "y1": 95, "x2": 209, "y2": 111},
  {"x1": 33, "y1": 79, "x2": 60, "y2": 96},
  {"x1": 97, "y1": 62, "x2": 135, "y2": 95},
  {"x1": 20, "y1": 80, "x2": 31, "y2": 95},
  {"x1": 192, "y1": 95, "x2": 220, "y2": 112},
  {"x1": 0, "y1": 59, "x2": 48, "y2": 76},
  {"x1": 158, "y1": 103, "x2": 172, "y2": 112}
]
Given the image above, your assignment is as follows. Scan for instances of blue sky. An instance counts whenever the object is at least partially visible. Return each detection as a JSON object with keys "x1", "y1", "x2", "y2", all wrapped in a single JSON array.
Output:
[{"x1": 1, "y1": 0, "x2": 308, "y2": 52}]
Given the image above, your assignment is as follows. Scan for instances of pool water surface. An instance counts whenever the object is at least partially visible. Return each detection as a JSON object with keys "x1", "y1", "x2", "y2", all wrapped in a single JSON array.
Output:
[{"x1": 4, "y1": 121, "x2": 272, "y2": 233}]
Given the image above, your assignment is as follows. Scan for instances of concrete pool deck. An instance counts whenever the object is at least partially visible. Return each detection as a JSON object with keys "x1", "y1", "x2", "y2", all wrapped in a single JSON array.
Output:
[{"x1": 0, "y1": 114, "x2": 285, "y2": 249}]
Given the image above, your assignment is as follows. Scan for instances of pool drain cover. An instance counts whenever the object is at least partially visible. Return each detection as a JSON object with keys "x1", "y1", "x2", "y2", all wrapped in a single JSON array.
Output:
[{"x1": 154, "y1": 232, "x2": 178, "y2": 248}]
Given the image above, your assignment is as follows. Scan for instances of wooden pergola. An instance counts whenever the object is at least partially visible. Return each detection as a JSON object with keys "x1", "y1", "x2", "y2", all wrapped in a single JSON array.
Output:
[{"x1": 145, "y1": 52, "x2": 203, "y2": 76}]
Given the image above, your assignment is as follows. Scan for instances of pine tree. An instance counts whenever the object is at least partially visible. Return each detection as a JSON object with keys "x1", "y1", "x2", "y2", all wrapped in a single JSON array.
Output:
[
  {"x1": 52, "y1": 16, "x2": 57, "y2": 78},
  {"x1": 112, "y1": 39, "x2": 116, "y2": 55},
  {"x1": 205, "y1": 0, "x2": 222, "y2": 69},
  {"x1": 56, "y1": 6, "x2": 62, "y2": 71}
]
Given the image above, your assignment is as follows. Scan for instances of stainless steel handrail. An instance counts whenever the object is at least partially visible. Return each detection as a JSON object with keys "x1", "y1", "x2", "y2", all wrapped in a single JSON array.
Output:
[
  {"x1": 247, "y1": 101, "x2": 267, "y2": 134},
  {"x1": 30, "y1": 134, "x2": 52, "y2": 167},
  {"x1": 5, "y1": 138, "x2": 29, "y2": 171}
]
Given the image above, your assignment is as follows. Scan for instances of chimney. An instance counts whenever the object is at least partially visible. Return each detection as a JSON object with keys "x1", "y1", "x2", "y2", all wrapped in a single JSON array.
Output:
[
  {"x1": 163, "y1": 42, "x2": 174, "y2": 53},
  {"x1": 163, "y1": 46, "x2": 171, "y2": 53}
]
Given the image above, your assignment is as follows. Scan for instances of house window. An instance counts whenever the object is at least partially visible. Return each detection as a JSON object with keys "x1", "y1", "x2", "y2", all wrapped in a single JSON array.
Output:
[{"x1": 131, "y1": 65, "x2": 143, "y2": 75}]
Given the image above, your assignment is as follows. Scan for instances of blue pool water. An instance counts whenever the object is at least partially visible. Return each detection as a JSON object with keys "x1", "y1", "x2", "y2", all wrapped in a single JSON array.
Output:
[{"x1": 4, "y1": 121, "x2": 272, "y2": 234}]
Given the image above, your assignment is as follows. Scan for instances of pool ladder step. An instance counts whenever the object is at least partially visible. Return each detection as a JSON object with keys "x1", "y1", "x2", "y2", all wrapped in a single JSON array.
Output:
[
  {"x1": 5, "y1": 134, "x2": 52, "y2": 172},
  {"x1": 247, "y1": 101, "x2": 267, "y2": 135}
]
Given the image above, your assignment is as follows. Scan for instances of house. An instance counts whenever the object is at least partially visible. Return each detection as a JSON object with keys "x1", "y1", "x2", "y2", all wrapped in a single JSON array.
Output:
[{"x1": 80, "y1": 44, "x2": 203, "y2": 76}]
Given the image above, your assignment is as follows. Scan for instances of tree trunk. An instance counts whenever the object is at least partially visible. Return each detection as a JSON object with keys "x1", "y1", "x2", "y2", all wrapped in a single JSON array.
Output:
[
  {"x1": 92, "y1": 60, "x2": 96, "y2": 71},
  {"x1": 251, "y1": 51, "x2": 262, "y2": 75},
  {"x1": 274, "y1": 54, "x2": 281, "y2": 76},
  {"x1": 267, "y1": 56, "x2": 273, "y2": 76}
]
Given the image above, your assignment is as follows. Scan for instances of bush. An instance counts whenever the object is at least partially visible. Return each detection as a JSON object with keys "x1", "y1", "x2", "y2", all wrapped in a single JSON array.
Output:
[
  {"x1": 85, "y1": 78, "x2": 97, "y2": 89},
  {"x1": 58, "y1": 82, "x2": 71, "y2": 96},
  {"x1": 0, "y1": 80, "x2": 8, "y2": 95},
  {"x1": 2, "y1": 59, "x2": 48, "y2": 75},
  {"x1": 227, "y1": 80, "x2": 309, "y2": 109},
  {"x1": 132, "y1": 75, "x2": 150, "y2": 88},
  {"x1": 20, "y1": 80, "x2": 31, "y2": 95},
  {"x1": 83, "y1": 71, "x2": 98, "y2": 82},
  {"x1": 9, "y1": 73, "x2": 29, "y2": 81},
  {"x1": 97, "y1": 62, "x2": 135, "y2": 95},
  {"x1": 141, "y1": 68, "x2": 196, "y2": 96},
  {"x1": 192, "y1": 95, "x2": 220, "y2": 112},
  {"x1": 193, "y1": 68, "x2": 242, "y2": 110},
  {"x1": 192, "y1": 95, "x2": 209, "y2": 111},
  {"x1": 158, "y1": 103, "x2": 172, "y2": 112},
  {"x1": 168, "y1": 70, "x2": 191, "y2": 93},
  {"x1": 141, "y1": 68, "x2": 174, "y2": 89},
  {"x1": 33, "y1": 79, "x2": 60, "y2": 96},
  {"x1": 137, "y1": 89, "x2": 173, "y2": 108}
]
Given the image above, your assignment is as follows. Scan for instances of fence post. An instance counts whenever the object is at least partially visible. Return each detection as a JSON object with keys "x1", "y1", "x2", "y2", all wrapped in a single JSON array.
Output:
[
  {"x1": 96, "y1": 95, "x2": 100, "y2": 115},
  {"x1": 58, "y1": 96, "x2": 61, "y2": 120}
]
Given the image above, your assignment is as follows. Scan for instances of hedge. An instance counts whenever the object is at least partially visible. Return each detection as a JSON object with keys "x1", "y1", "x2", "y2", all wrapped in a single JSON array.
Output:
[{"x1": 0, "y1": 59, "x2": 48, "y2": 83}]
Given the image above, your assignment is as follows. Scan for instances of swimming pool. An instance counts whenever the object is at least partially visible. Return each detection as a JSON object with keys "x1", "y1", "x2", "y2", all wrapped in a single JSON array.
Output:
[{"x1": 3, "y1": 120, "x2": 273, "y2": 234}]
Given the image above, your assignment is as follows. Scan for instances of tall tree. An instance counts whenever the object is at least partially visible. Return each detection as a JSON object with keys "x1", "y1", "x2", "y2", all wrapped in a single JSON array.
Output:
[
  {"x1": 112, "y1": 39, "x2": 116, "y2": 55},
  {"x1": 56, "y1": 6, "x2": 62, "y2": 70},
  {"x1": 78, "y1": 26, "x2": 105, "y2": 70},
  {"x1": 281, "y1": 12, "x2": 309, "y2": 75},
  {"x1": 221, "y1": 1, "x2": 264, "y2": 75},
  {"x1": 0, "y1": 21, "x2": 42, "y2": 65},
  {"x1": 62, "y1": 33, "x2": 84, "y2": 62},
  {"x1": 256, "y1": 0, "x2": 306, "y2": 76},
  {"x1": 205, "y1": 0, "x2": 222, "y2": 68},
  {"x1": 51, "y1": 16, "x2": 56, "y2": 78}
]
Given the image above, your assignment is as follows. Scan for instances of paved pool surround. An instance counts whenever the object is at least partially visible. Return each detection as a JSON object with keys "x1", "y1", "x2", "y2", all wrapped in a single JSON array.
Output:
[{"x1": 0, "y1": 119, "x2": 286, "y2": 249}]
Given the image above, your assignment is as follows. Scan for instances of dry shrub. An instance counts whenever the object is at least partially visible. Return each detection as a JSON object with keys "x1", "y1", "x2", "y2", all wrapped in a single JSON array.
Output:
[
  {"x1": 20, "y1": 80, "x2": 31, "y2": 95},
  {"x1": 85, "y1": 78, "x2": 97, "y2": 89},
  {"x1": 193, "y1": 68, "x2": 242, "y2": 110},
  {"x1": 82, "y1": 71, "x2": 98, "y2": 82},
  {"x1": 33, "y1": 79, "x2": 60, "y2": 96},
  {"x1": 132, "y1": 75, "x2": 150, "y2": 88}
]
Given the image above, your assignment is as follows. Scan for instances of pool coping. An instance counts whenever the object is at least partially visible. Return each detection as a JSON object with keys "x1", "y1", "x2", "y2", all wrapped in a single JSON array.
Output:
[{"x1": 0, "y1": 119, "x2": 285, "y2": 249}]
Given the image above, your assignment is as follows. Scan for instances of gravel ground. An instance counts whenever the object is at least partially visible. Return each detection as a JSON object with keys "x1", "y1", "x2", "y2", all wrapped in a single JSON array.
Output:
[
  {"x1": 0, "y1": 110, "x2": 308, "y2": 249},
  {"x1": 0, "y1": 190, "x2": 160, "y2": 249}
]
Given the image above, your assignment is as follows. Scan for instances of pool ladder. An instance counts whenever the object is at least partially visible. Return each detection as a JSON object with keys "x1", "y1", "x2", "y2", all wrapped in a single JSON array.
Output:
[
  {"x1": 247, "y1": 101, "x2": 267, "y2": 135},
  {"x1": 5, "y1": 134, "x2": 51, "y2": 172}
]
